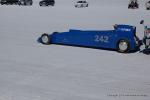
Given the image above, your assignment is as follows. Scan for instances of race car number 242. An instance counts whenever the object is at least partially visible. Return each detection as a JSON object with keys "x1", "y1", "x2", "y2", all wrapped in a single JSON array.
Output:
[{"x1": 94, "y1": 35, "x2": 109, "y2": 43}]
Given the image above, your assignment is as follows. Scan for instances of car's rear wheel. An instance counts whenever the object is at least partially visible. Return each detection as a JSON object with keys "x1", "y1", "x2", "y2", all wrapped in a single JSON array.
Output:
[
  {"x1": 145, "y1": 45, "x2": 149, "y2": 49},
  {"x1": 86, "y1": 4, "x2": 88, "y2": 7},
  {"x1": 41, "y1": 3, "x2": 44, "y2": 6},
  {"x1": 40, "y1": 3, "x2": 45, "y2": 6},
  {"x1": 30, "y1": 2, "x2": 32, "y2": 5},
  {"x1": 46, "y1": 3, "x2": 49, "y2": 6},
  {"x1": 51, "y1": 4, "x2": 54, "y2": 6},
  {"x1": 117, "y1": 40, "x2": 130, "y2": 53},
  {"x1": 41, "y1": 33, "x2": 50, "y2": 45}
]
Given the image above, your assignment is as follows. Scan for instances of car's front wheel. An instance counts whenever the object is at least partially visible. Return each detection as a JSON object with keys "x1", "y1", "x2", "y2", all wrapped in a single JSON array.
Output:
[
  {"x1": 39, "y1": 3, "x2": 45, "y2": 6},
  {"x1": 86, "y1": 4, "x2": 88, "y2": 7},
  {"x1": 41, "y1": 33, "x2": 50, "y2": 45},
  {"x1": 45, "y1": 3, "x2": 49, "y2": 6},
  {"x1": 30, "y1": 2, "x2": 32, "y2": 5},
  {"x1": 75, "y1": 5, "x2": 77, "y2": 7},
  {"x1": 117, "y1": 40, "x2": 130, "y2": 53}
]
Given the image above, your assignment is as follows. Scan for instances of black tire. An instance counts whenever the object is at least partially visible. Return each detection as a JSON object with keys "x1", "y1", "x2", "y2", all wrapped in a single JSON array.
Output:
[
  {"x1": 46, "y1": 3, "x2": 48, "y2": 6},
  {"x1": 42, "y1": 3, "x2": 46, "y2": 6},
  {"x1": 117, "y1": 39, "x2": 130, "y2": 53},
  {"x1": 51, "y1": 4, "x2": 54, "y2": 6},
  {"x1": 128, "y1": 5, "x2": 130, "y2": 8},
  {"x1": 146, "y1": 8, "x2": 150, "y2": 10},
  {"x1": 128, "y1": 5, "x2": 132, "y2": 9},
  {"x1": 39, "y1": 2, "x2": 44, "y2": 6},
  {"x1": 41, "y1": 33, "x2": 50, "y2": 45},
  {"x1": 30, "y1": 2, "x2": 32, "y2": 5},
  {"x1": 18, "y1": 2, "x2": 21, "y2": 5},
  {"x1": 145, "y1": 45, "x2": 149, "y2": 49}
]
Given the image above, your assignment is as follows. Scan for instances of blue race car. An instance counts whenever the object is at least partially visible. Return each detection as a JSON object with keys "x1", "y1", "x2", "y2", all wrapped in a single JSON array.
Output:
[{"x1": 38, "y1": 25, "x2": 141, "y2": 53}]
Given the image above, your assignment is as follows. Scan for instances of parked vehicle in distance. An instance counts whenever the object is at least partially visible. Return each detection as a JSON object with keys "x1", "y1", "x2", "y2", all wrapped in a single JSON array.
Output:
[
  {"x1": 0, "y1": 0, "x2": 20, "y2": 5},
  {"x1": 145, "y1": 0, "x2": 150, "y2": 10},
  {"x1": 128, "y1": 0, "x2": 139, "y2": 9},
  {"x1": 39, "y1": 0, "x2": 55, "y2": 6},
  {"x1": 75, "y1": 1, "x2": 88, "y2": 8},
  {"x1": 20, "y1": 0, "x2": 33, "y2": 6},
  {"x1": 38, "y1": 25, "x2": 141, "y2": 53}
]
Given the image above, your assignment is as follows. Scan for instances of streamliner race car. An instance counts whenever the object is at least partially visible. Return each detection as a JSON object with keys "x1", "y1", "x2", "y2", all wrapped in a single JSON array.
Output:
[
  {"x1": 38, "y1": 20, "x2": 150, "y2": 53},
  {"x1": 38, "y1": 24, "x2": 141, "y2": 53}
]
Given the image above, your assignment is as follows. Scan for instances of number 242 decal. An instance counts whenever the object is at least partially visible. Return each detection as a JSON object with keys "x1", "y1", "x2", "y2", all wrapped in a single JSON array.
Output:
[{"x1": 94, "y1": 35, "x2": 109, "y2": 43}]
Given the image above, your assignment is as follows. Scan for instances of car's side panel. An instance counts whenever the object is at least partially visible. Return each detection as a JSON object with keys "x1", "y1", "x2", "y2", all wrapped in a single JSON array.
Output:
[{"x1": 50, "y1": 30, "x2": 116, "y2": 49}]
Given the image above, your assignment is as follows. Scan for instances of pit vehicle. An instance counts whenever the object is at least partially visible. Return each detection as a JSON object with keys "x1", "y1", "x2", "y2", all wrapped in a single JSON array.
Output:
[
  {"x1": 75, "y1": 1, "x2": 88, "y2": 8},
  {"x1": 145, "y1": 0, "x2": 150, "y2": 10},
  {"x1": 38, "y1": 25, "x2": 140, "y2": 53},
  {"x1": 140, "y1": 20, "x2": 150, "y2": 49},
  {"x1": 20, "y1": 0, "x2": 33, "y2": 6},
  {"x1": 39, "y1": 0, "x2": 55, "y2": 6},
  {"x1": 0, "y1": 0, "x2": 20, "y2": 5},
  {"x1": 128, "y1": 0, "x2": 139, "y2": 9}
]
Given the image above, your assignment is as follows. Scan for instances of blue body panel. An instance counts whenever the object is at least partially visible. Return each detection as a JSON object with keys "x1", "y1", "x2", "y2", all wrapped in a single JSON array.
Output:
[{"x1": 39, "y1": 25, "x2": 138, "y2": 51}]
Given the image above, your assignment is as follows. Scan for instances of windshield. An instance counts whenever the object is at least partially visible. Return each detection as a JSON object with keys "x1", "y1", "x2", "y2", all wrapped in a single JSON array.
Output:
[
  {"x1": 77, "y1": 1, "x2": 86, "y2": 3},
  {"x1": 77, "y1": 1, "x2": 82, "y2": 3}
]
